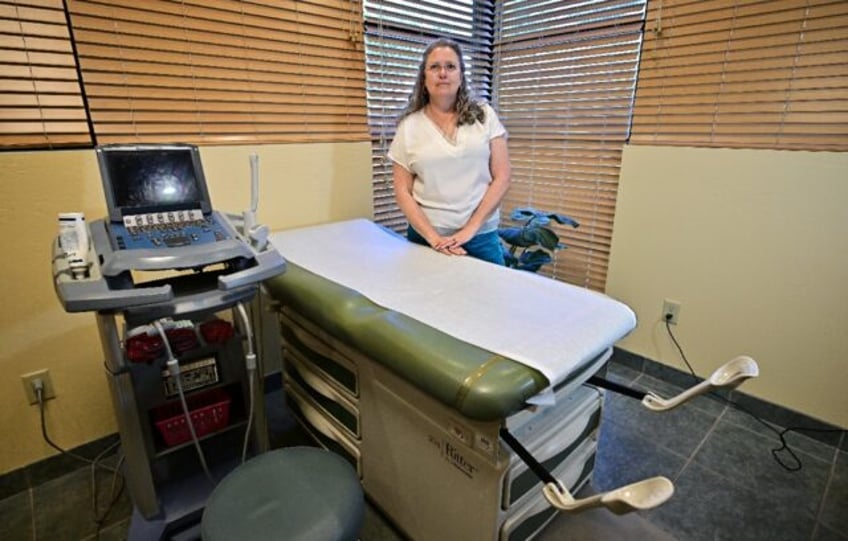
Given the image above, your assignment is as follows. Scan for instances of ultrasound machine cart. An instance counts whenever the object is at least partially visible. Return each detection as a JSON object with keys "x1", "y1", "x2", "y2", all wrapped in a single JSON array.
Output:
[{"x1": 52, "y1": 144, "x2": 285, "y2": 539}]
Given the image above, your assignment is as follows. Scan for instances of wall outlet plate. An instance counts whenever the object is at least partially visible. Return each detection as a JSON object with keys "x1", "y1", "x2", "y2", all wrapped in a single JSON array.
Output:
[
  {"x1": 662, "y1": 299, "x2": 681, "y2": 325},
  {"x1": 21, "y1": 369, "x2": 56, "y2": 405}
]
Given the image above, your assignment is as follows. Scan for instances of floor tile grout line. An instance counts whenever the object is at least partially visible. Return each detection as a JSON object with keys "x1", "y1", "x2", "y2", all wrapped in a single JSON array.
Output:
[
  {"x1": 719, "y1": 403, "x2": 842, "y2": 473},
  {"x1": 810, "y1": 435, "x2": 842, "y2": 541},
  {"x1": 631, "y1": 394, "x2": 828, "y2": 541},
  {"x1": 697, "y1": 403, "x2": 836, "y2": 541},
  {"x1": 600, "y1": 413, "x2": 693, "y2": 466},
  {"x1": 672, "y1": 403, "x2": 728, "y2": 483},
  {"x1": 27, "y1": 486, "x2": 36, "y2": 541},
  {"x1": 687, "y1": 394, "x2": 844, "y2": 469},
  {"x1": 620, "y1": 371, "x2": 729, "y2": 484}
]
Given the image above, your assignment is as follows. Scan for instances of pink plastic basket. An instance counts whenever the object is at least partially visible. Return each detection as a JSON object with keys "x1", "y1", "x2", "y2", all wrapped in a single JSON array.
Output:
[{"x1": 153, "y1": 388, "x2": 231, "y2": 447}]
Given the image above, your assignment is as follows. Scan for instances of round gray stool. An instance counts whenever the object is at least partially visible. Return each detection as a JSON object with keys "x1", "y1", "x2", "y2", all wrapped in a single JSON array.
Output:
[{"x1": 201, "y1": 447, "x2": 364, "y2": 541}]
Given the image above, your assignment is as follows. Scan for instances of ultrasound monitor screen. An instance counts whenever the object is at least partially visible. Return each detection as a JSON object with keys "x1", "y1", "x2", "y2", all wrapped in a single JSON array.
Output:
[{"x1": 98, "y1": 145, "x2": 212, "y2": 221}]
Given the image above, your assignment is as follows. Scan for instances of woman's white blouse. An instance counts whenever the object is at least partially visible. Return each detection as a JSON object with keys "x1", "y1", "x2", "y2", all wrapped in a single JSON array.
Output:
[{"x1": 388, "y1": 102, "x2": 507, "y2": 235}]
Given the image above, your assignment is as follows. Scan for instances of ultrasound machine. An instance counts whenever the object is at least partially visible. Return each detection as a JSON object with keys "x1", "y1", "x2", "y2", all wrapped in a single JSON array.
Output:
[
  {"x1": 52, "y1": 144, "x2": 286, "y2": 539},
  {"x1": 55, "y1": 144, "x2": 283, "y2": 313}
]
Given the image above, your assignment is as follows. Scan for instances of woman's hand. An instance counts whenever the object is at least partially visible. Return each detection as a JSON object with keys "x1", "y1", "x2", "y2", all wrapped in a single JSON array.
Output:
[
  {"x1": 431, "y1": 225, "x2": 477, "y2": 255},
  {"x1": 431, "y1": 235, "x2": 467, "y2": 256}
]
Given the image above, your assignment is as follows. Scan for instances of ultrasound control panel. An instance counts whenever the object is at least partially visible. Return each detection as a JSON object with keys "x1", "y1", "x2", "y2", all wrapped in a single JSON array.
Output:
[{"x1": 111, "y1": 209, "x2": 231, "y2": 251}]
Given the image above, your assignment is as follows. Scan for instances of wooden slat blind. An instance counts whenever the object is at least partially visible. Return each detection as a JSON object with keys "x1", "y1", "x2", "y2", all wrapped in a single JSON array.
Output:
[
  {"x1": 631, "y1": 0, "x2": 848, "y2": 150},
  {"x1": 66, "y1": 0, "x2": 369, "y2": 145},
  {"x1": 0, "y1": 0, "x2": 91, "y2": 149},
  {"x1": 363, "y1": 0, "x2": 496, "y2": 230},
  {"x1": 495, "y1": 0, "x2": 646, "y2": 291}
]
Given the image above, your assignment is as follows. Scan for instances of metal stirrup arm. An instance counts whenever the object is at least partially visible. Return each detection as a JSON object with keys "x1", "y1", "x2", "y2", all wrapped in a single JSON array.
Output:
[
  {"x1": 499, "y1": 426, "x2": 674, "y2": 515},
  {"x1": 499, "y1": 427, "x2": 556, "y2": 485},
  {"x1": 587, "y1": 375, "x2": 646, "y2": 400}
]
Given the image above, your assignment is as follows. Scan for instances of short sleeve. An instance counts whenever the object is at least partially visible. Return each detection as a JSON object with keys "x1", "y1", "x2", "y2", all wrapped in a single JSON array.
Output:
[
  {"x1": 387, "y1": 120, "x2": 410, "y2": 171},
  {"x1": 483, "y1": 103, "x2": 507, "y2": 141}
]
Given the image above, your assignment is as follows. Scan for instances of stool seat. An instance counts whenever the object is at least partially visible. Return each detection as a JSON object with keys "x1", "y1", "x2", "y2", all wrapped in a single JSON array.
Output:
[{"x1": 201, "y1": 447, "x2": 364, "y2": 541}]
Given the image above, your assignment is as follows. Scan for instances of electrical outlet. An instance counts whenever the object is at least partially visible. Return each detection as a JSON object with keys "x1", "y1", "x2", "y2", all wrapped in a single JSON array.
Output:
[
  {"x1": 21, "y1": 369, "x2": 56, "y2": 405},
  {"x1": 662, "y1": 299, "x2": 681, "y2": 325}
]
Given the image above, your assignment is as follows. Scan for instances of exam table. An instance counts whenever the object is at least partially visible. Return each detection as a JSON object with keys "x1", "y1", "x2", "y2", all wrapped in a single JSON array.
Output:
[{"x1": 263, "y1": 219, "x2": 754, "y2": 541}]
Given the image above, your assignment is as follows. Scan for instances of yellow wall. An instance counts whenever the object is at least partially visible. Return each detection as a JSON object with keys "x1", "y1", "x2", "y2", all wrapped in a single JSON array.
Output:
[
  {"x1": 606, "y1": 145, "x2": 848, "y2": 427},
  {"x1": 0, "y1": 142, "x2": 373, "y2": 474},
  {"x1": 4, "y1": 139, "x2": 845, "y2": 474}
]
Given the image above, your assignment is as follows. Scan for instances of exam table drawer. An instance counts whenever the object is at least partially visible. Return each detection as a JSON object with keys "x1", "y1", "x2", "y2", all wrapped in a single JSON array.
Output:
[
  {"x1": 284, "y1": 379, "x2": 362, "y2": 476},
  {"x1": 279, "y1": 309, "x2": 359, "y2": 398},
  {"x1": 502, "y1": 385, "x2": 602, "y2": 510},
  {"x1": 499, "y1": 439, "x2": 596, "y2": 541},
  {"x1": 284, "y1": 349, "x2": 361, "y2": 440}
]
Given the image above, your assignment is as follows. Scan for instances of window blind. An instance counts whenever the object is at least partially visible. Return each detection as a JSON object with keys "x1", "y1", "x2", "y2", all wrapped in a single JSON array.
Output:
[
  {"x1": 66, "y1": 0, "x2": 369, "y2": 145},
  {"x1": 495, "y1": 0, "x2": 647, "y2": 290},
  {"x1": 631, "y1": 0, "x2": 848, "y2": 151},
  {"x1": 0, "y1": 0, "x2": 91, "y2": 149},
  {"x1": 363, "y1": 0, "x2": 496, "y2": 230}
]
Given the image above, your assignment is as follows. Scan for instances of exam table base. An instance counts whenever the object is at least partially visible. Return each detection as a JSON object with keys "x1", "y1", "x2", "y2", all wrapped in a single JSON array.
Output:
[{"x1": 278, "y1": 309, "x2": 605, "y2": 541}]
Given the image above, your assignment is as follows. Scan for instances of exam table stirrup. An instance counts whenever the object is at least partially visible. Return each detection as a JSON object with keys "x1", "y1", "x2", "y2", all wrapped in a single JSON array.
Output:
[
  {"x1": 501, "y1": 356, "x2": 758, "y2": 515},
  {"x1": 500, "y1": 426, "x2": 673, "y2": 515},
  {"x1": 589, "y1": 355, "x2": 760, "y2": 412}
]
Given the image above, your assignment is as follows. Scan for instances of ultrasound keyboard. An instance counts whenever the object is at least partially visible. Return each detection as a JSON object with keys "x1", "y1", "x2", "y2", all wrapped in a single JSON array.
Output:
[{"x1": 111, "y1": 210, "x2": 231, "y2": 251}]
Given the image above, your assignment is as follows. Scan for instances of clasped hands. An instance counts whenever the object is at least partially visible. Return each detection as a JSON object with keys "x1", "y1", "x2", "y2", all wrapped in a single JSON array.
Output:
[{"x1": 431, "y1": 231, "x2": 470, "y2": 256}]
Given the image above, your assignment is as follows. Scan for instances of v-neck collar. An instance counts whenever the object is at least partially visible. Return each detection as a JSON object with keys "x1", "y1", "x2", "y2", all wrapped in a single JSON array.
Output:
[{"x1": 423, "y1": 109, "x2": 459, "y2": 146}]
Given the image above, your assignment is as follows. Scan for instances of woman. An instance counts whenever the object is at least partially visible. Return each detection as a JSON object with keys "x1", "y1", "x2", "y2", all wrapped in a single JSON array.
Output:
[{"x1": 388, "y1": 38, "x2": 511, "y2": 265}]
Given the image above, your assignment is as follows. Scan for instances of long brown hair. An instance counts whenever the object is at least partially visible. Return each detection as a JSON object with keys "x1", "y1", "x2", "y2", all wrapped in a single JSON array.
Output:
[{"x1": 398, "y1": 38, "x2": 485, "y2": 127}]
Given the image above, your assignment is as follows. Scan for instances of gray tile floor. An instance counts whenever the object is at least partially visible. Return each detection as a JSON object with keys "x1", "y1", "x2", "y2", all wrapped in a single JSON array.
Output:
[
  {"x1": 1, "y1": 361, "x2": 845, "y2": 540},
  {"x1": 590, "y1": 363, "x2": 847, "y2": 541}
]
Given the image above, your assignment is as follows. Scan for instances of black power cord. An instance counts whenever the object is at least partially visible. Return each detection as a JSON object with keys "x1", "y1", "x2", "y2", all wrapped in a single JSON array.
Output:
[
  {"x1": 35, "y1": 383, "x2": 126, "y2": 538},
  {"x1": 663, "y1": 316, "x2": 845, "y2": 472}
]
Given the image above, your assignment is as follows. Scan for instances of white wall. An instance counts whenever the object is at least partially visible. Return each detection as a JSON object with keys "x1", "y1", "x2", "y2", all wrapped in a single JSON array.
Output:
[
  {"x1": 606, "y1": 145, "x2": 848, "y2": 427},
  {"x1": 0, "y1": 142, "x2": 373, "y2": 474}
]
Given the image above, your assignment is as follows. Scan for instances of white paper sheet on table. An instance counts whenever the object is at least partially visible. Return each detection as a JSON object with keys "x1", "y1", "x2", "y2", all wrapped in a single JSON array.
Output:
[{"x1": 269, "y1": 219, "x2": 636, "y2": 395}]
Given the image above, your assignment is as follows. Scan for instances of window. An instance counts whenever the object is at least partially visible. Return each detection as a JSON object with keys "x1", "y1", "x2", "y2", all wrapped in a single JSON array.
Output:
[
  {"x1": 630, "y1": 0, "x2": 848, "y2": 151},
  {"x1": 495, "y1": 0, "x2": 647, "y2": 290},
  {"x1": 363, "y1": 0, "x2": 496, "y2": 229}
]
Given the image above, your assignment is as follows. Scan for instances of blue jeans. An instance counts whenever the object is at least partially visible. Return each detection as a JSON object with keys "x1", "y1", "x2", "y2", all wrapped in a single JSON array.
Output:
[{"x1": 407, "y1": 226, "x2": 505, "y2": 266}]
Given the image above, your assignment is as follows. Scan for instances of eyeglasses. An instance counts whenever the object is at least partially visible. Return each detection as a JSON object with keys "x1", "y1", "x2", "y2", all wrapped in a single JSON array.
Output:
[{"x1": 426, "y1": 62, "x2": 459, "y2": 73}]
